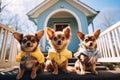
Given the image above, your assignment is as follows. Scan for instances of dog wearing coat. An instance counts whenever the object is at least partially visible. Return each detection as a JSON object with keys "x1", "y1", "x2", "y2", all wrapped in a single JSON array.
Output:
[
  {"x1": 45, "y1": 27, "x2": 75, "y2": 75},
  {"x1": 74, "y1": 29, "x2": 101, "y2": 75},
  {"x1": 13, "y1": 30, "x2": 45, "y2": 79}
]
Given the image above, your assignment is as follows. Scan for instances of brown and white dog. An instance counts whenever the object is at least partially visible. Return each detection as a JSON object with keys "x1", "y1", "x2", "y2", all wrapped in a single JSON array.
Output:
[
  {"x1": 74, "y1": 29, "x2": 101, "y2": 75},
  {"x1": 45, "y1": 26, "x2": 74, "y2": 75},
  {"x1": 13, "y1": 30, "x2": 45, "y2": 79}
]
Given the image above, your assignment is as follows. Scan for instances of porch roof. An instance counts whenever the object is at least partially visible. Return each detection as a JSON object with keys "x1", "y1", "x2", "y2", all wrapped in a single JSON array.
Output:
[{"x1": 27, "y1": 0, "x2": 98, "y2": 19}]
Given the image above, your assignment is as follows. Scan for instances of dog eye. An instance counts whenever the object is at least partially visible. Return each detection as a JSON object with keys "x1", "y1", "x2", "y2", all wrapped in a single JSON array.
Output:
[
  {"x1": 53, "y1": 37, "x2": 57, "y2": 41},
  {"x1": 22, "y1": 39, "x2": 27, "y2": 43},
  {"x1": 85, "y1": 39, "x2": 88, "y2": 42},
  {"x1": 31, "y1": 39, "x2": 35, "y2": 43},
  {"x1": 92, "y1": 38, "x2": 95, "y2": 41},
  {"x1": 61, "y1": 37, "x2": 65, "y2": 40}
]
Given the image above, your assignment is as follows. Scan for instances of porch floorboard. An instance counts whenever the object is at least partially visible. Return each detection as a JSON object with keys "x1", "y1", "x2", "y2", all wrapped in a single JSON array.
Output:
[{"x1": 0, "y1": 70, "x2": 120, "y2": 80}]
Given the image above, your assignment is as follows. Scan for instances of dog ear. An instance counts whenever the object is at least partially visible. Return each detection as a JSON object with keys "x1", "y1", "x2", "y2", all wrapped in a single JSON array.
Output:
[
  {"x1": 35, "y1": 30, "x2": 44, "y2": 41},
  {"x1": 13, "y1": 32, "x2": 23, "y2": 43},
  {"x1": 77, "y1": 32, "x2": 85, "y2": 41},
  {"x1": 94, "y1": 29, "x2": 100, "y2": 39},
  {"x1": 47, "y1": 27, "x2": 54, "y2": 40},
  {"x1": 64, "y1": 26, "x2": 71, "y2": 39}
]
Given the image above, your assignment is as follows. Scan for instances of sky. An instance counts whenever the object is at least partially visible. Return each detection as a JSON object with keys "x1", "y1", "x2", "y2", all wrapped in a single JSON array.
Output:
[
  {"x1": 1, "y1": 0, "x2": 120, "y2": 33},
  {"x1": 80, "y1": 0, "x2": 120, "y2": 11},
  {"x1": 4, "y1": 0, "x2": 120, "y2": 16},
  {"x1": 80, "y1": 0, "x2": 120, "y2": 33}
]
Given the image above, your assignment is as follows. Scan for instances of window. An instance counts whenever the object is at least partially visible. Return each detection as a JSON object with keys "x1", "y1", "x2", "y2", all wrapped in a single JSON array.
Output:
[{"x1": 54, "y1": 23, "x2": 70, "y2": 31}]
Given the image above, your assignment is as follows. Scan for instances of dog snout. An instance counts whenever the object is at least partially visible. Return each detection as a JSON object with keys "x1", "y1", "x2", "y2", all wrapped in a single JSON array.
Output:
[
  {"x1": 89, "y1": 42, "x2": 93, "y2": 46},
  {"x1": 57, "y1": 40, "x2": 61, "y2": 45}
]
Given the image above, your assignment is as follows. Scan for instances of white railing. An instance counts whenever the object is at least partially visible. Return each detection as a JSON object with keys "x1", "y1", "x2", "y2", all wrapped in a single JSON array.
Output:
[
  {"x1": 0, "y1": 23, "x2": 19, "y2": 68},
  {"x1": 98, "y1": 21, "x2": 120, "y2": 62}
]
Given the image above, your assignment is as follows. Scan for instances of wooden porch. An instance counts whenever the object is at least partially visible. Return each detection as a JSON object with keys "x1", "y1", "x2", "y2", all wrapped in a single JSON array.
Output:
[{"x1": 0, "y1": 22, "x2": 120, "y2": 80}]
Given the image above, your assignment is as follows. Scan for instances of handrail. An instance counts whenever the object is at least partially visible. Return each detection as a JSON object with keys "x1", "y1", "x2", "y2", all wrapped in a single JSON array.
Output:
[
  {"x1": 98, "y1": 21, "x2": 120, "y2": 62},
  {"x1": 0, "y1": 23, "x2": 15, "y2": 33},
  {"x1": 100, "y1": 21, "x2": 120, "y2": 37},
  {"x1": 0, "y1": 23, "x2": 19, "y2": 68}
]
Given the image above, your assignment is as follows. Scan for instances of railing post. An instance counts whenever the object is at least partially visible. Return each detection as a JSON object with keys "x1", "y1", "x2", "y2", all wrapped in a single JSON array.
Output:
[
  {"x1": 102, "y1": 36, "x2": 109, "y2": 57},
  {"x1": 9, "y1": 35, "x2": 15, "y2": 62},
  {"x1": 0, "y1": 27, "x2": 2, "y2": 39},
  {"x1": 115, "y1": 29, "x2": 120, "y2": 57},
  {"x1": 104, "y1": 35, "x2": 111, "y2": 57},
  {"x1": 99, "y1": 37, "x2": 106, "y2": 58},
  {"x1": 112, "y1": 30, "x2": 120, "y2": 57},
  {"x1": 9, "y1": 36, "x2": 18, "y2": 63},
  {"x1": 107, "y1": 32, "x2": 115, "y2": 57},
  {"x1": 97, "y1": 38, "x2": 105, "y2": 58},
  {"x1": 0, "y1": 30, "x2": 9, "y2": 62}
]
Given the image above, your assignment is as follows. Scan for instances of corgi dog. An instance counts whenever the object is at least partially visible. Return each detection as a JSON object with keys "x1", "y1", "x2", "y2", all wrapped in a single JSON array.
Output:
[
  {"x1": 13, "y1": 30, "x2": 45, "y2": 79},
  {"x1": 45, "y1": 26, "x2": 74, "y2": 75},
  {"x1": 74, "y1": 29, "x2": 101, "y2": 75}
]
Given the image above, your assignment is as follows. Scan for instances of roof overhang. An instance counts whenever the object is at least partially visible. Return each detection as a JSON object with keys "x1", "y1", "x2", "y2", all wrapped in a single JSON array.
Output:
[
  {"x1": 87, "y1": 11, "x2": 99, "y2": 25},
  {"x1": 66, "y1": 0, "x2": 98, "y2": 16},
  {"x1": 27, "y1": 0, "x2": 58, "y2": 18},
  {"x1": 27, "y1": 0, "x2": 98, "y2": 24}
]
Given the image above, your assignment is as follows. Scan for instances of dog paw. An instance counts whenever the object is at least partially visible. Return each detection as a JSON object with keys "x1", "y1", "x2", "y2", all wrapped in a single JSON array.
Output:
[
  {"x1": 76, "y1": 70, "x2": 86, "y2": 75},
  {"x1": 31, "y1": 73, "x2": 37, "y2": 79},
  {"x1": 63, "y1": 69, "x2": 70, "y2": 73},
  {"x1": 80, "y1": 71, "x2": 86, "y2": 75},
  {"x1": 44, "y1": 69, "x2": 48, "y2": 72},
  {"x1": 92, "y1": 71, "x2": 98, "y2": 75},
  {"x1": 16, "y1": 74, "x2": 22, "y2": 80},
  {"x1": 52, "y1": 71, "x2": 58, "y2": 75},
  {"x1": 76, "y1": 70, "x2": 81, "y2": 75}
]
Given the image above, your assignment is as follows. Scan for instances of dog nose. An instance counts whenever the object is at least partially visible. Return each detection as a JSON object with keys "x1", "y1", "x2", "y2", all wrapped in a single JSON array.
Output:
[
  {"x1": 26, "y1": 42, "x2": 30, "y2": 46},
  {"x1": 57, "y1": 40, "x2": 61, "y2": 45},
  {"x1": 89, "y1": 43, "x2": 93, "y2": 46}
]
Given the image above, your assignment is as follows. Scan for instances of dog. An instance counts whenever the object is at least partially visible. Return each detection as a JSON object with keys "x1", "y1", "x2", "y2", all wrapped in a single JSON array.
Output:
[
  {"x1": 74, "y1": 29, "x2": 101, "y2": 75},
  {"x1": 13, "y1": 30, "x2": 45, "y2": 79},
  {"x1": 45, "y1": 26, "x2": 74, "y2": 75}
]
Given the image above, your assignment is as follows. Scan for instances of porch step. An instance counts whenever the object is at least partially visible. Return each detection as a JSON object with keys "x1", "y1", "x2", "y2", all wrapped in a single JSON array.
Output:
[
  {"x1": 96, "y1": 66, "x2": 108, "y2": 70},
  {"x1": 44, "y1": 53, "x2": 108, "y2": 71},
  {"x1": 68, "y1": 63, "x2": 104, "y2": 67},
  {"x1": 68, "y1": 63, "x2": 107, "y2": 71},
  {"x1": 68, "y1": 58, "x2": 77, "y2": 63},
  {"x1": 68, "y1": 58, "x2": 108, "y2": 71},
  {"x1": 0, "y1": 56, "x2": 119, "y2": 80}
]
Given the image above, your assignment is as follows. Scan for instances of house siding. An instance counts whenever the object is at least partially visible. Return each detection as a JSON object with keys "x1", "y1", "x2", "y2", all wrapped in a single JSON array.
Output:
[{"x1": 37, "y1": 0, "x2": 88, "y2": 33}]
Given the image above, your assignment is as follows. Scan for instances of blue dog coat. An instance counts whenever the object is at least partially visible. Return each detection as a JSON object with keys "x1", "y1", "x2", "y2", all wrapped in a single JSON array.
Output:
[{"x1": 74, "y1": 47, "x2": 101, "y2": 59}]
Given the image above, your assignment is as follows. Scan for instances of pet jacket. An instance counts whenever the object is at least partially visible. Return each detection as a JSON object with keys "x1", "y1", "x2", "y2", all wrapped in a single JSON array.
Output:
[
  {"x1": 47, "y1": 49, "x2": 72, "y2": 65},
  {"x1": 16, "y1": 47, "x2": 44, "y2": 63},
  {"x1": 74, "y1": 47, "x2": 101, "y2": 59}
]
